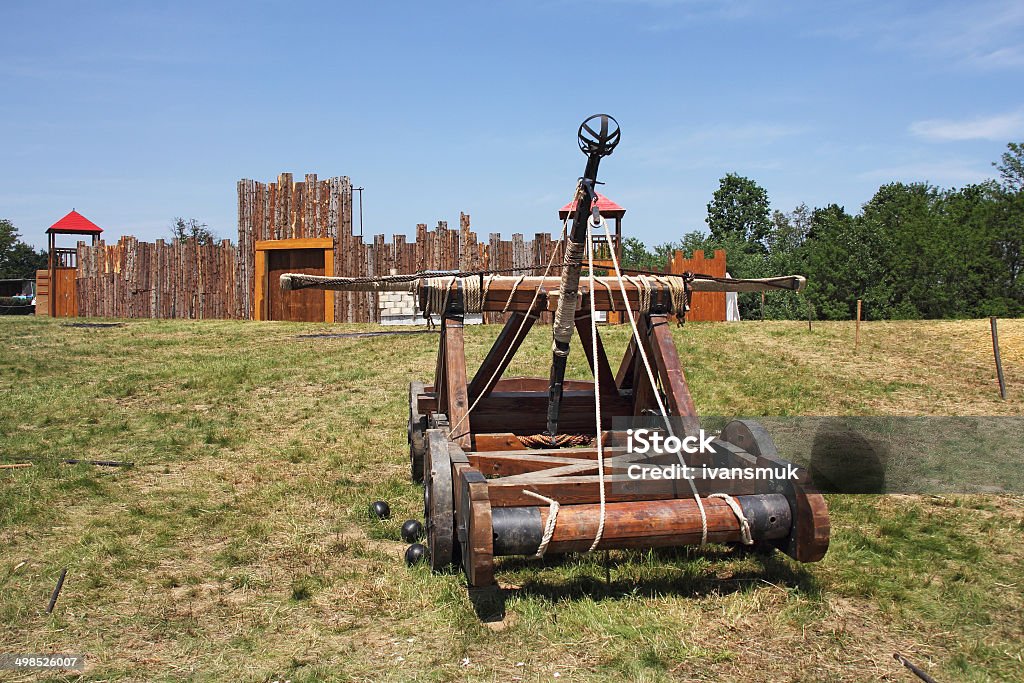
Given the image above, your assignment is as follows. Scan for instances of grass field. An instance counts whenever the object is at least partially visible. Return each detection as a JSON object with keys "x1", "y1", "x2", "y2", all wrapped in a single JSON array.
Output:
[{"x1": 1, "y1": 316, "x2": 1022, "y2": 682}]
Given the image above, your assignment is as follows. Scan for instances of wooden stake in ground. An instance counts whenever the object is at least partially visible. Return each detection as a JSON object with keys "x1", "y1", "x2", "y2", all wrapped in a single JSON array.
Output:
[
  {"x1": 0, "y1": 463, "x2": 32, "y2": 470},
  {"x1": 893, "y1": 652, "x2": 939, "y2": 683},
  {"x1": 991, "y1": 316, "x2": 1007, "y2": 400},
  {"x1": 807, "y1": 297, "x2": 812, "y2": 332},
  {"x1": 855, "y1": 299, "x2": 862, "y2": 353},
  {"x1": 760, "y1": 291, "x2": 765, "y2": 321},
  {"x1": 46, "y1": 568, "x2": 67, "y2": 614}
]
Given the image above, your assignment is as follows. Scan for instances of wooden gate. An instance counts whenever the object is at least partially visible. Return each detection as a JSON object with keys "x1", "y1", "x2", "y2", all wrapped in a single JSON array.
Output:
[
  {"x1": 254, "y1": 238, "x2": 335, "y2": 322},
  {"x1": 34, "y1": 268, "x2": 77, "y2": 317},
  {"x1": 668, "y1": 249, "x2": 726, "y2": 322}
]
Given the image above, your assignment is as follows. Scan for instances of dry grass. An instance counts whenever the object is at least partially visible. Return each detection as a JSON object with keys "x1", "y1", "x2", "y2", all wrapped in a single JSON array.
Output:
[{"x1": 0, "y1": 316, "x2": 1022, "y2": 682}]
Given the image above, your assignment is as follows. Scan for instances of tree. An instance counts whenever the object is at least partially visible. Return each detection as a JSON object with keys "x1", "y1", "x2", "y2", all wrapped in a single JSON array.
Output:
[
  {"x1": 993, "y1": 142, "x2": 1024, "y2": 192},
  {"x1": 705, "y1": 173, "x2": 772, "y2": 250},
  {"x1": 170, "y1": 217, "x2": 217, "y2": 245},
  {"x1": 0, "y1": 219, "x2": 47, "y2": 279}
]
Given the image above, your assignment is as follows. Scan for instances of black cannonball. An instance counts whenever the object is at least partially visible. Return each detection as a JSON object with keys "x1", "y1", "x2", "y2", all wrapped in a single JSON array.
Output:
[
  {"x1": 405, "y1": 543, "x2": 429, "y2": 566},
  {"x1": 401, "y1": 519, "x2": 424, "y2": 543},
  {"x1": 369, "y1": 500, "x2": 391, "y2": 520}
]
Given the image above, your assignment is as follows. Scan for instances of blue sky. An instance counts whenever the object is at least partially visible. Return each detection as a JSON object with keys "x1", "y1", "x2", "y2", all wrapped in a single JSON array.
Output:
[{"x1": 2, "y1": 0, "x2": 1023, "y2": 250}]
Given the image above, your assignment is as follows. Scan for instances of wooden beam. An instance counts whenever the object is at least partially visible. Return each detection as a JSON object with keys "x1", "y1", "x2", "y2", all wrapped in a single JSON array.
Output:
[
  {"x1": 254, "y1": 249, "x2": 267, "y2": 321},
  {"x1": 254, "y1": 237, "x2": 334, "y2": 250},
  {"x1": 443, "y1": 316, "x2": 472, "y2": 450},
  {"x1": 323, "y1": 248, "x2": 334, "y2": 323},
  {"x1": 467, "y1": 311, "x2": 537, "y2": 403},
  {"x1": 643, "y1": 314, "x2": 699, "y2": 435},
  {"x1": 616, "y1": 335, "x2": 637, "y2": 392},
  {"x1": 575, "y1": 311, "x2": 617, "y2": 395}
]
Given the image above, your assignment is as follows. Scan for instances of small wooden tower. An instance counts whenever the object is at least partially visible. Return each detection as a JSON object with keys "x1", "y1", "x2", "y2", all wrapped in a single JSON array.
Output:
[
  {"x1": 39, "y1": 210, "x2": 103, "y2": 317},
  {"x1": 559, "y1": 193, "x2": 626, "y2": 322}
]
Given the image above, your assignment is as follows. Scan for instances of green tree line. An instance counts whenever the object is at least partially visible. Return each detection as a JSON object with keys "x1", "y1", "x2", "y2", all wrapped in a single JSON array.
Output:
[{"x1": 623, "y1": 143, "x2": 1024, "y2": 320}]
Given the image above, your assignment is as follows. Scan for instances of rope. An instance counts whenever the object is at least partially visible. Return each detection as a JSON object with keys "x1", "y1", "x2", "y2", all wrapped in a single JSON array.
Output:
[
  {"x1": 551, "y1": 240, "x2": 586, "y2": 345},
  {"x1": 517, "y1": 433, "x2": 591, "y2": 448},
  {"x1": 592, "y1": 214, "x2": 709, "y2": 546},
  {"x1": 421, "y1": 276, "x2": 456, "y2": 326},
  {"x1": 709, "y1": 493, "x2": 754, "y2": 545},
  {"x1": 597, "y1": 277, "x2": 616, "y2": 312},
  {"x1": 522, "y1": 489, "x2": 560, "y2": 558},
  {"x1": 586, "y1": 217, "x2": 607, "y2": 553},
  {"x1": 503, "y1": 274, "x2": 527, "y2": 313},
  {"x1": 462, "y1": 274, "x2": 483, "y2": 313},
  {"x1": 445, "y1": 181, "x2": 583, "y2": 444}
]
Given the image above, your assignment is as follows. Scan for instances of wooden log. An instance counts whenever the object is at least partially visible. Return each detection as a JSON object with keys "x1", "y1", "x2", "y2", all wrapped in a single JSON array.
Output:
[{"x1": 490, "y1": 494, "x2": 791, "y2": 554}]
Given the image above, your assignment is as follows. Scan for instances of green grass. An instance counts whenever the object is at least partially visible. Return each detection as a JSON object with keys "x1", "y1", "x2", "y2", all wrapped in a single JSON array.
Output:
[{"x1": 0, "y1": 316, "x2": 1022, "y2": 682}]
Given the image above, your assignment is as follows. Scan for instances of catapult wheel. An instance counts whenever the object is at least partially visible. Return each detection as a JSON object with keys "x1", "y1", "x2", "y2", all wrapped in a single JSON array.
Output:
[
  {"x1": 721, "y1": 419, "x2": 831, "y2": 562},
  {"x1": 457, "y1": 468, "x2": 494, "y2": 587},
  {"x1": 424, "y1": 429, "x2": 458, "y2": 570},
  {"x1": 408, "y1": 381, "x2": 427, "y2": 483},
  {"x1": 720, "y1": 419, "x2": 779, "y2": 459}
]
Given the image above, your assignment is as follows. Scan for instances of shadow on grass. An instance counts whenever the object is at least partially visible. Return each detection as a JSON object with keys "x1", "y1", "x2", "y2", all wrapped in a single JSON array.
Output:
[{"x1": 471, "y1": 545, "x2": 820, "y2": 620}]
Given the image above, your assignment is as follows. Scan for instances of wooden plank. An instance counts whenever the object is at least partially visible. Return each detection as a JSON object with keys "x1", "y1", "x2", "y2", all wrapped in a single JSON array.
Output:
[{"x1": 472, "y1": 433, "x2": 528, "y2": 451}]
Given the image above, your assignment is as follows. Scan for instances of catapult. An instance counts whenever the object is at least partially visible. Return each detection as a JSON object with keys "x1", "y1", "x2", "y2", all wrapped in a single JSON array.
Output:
[{"x1": 282, "y1": 115, "x2": 829, "y2": 590}]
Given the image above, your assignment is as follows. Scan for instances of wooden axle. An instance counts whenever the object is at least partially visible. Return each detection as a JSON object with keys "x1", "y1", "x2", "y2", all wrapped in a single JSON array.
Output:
[{"x1": 490, "y1": 494, "x2": 791, "y2": 555}]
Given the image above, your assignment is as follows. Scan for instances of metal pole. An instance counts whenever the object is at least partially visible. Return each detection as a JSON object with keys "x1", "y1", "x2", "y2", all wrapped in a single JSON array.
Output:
[
  {"x1": 991, "y1": 316, "x2": 1007, "y2": 400},
  {"x1": 353, "y1": 187, "x2": 364, "y2": 237}
]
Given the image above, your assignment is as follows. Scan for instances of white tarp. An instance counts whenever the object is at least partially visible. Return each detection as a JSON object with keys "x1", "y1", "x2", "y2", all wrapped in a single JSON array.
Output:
[{"x1": 725, "y1": 271, "x2": 741, "y2": 322}]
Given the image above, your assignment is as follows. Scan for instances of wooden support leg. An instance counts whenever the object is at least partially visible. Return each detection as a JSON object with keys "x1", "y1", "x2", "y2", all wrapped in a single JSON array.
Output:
[
  {"x1": 575, "y1": 311, "x2": 618, "y2": 395},
  {"x1": 459, "y1": 468, "x2": 495, "y2": 587},
  {"x1": 468, "y1": 311, "x2": 537, "y2": 403},
  {"x1": 635, "y1": 314, "x2": 700, "y2": 437},
  {"x1": 434, "y1": 321, "x2": 449, "y2": 414},
  {"x1": 616, "y1": 335, "x2": 637, "y2": 392},
  {"x1": 443, "y1": 315, "x2": 472, "y2": 450}
]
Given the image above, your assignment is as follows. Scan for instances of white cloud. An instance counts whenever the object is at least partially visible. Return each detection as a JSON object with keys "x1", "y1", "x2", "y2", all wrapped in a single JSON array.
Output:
[
  {"x1": 808, "y1": 0, "x2": 1024, "y2": 71},
  {"x1": 909, "y1": 110, "x2": 1024, "y2": 142},
  {"x1": 856, "y1": 160, "x2": 991, "y2": 185}
]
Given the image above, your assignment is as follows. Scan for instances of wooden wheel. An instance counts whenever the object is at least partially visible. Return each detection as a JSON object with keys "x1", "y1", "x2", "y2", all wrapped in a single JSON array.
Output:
[
  {"x1": 721, "y1": 419, "x2": 779, "y2": 459},
  {"x1": 424, "y1": 429, "x2": 457, "y2": 570},
  {"x1": 408, "y1": 381, "x2": 427, "y2": 483},
  {"x1": 458, "y1": 467, "x2": 494, "y2": 587},
  {"x1": 721, "y1": 419, "x2": 830, "y2": 563}
]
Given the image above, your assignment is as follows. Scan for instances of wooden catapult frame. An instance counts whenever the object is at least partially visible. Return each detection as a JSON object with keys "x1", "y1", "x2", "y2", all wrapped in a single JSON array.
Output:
[{"x1": 407, "y1": 275, "x2": 830, "y2": 588}]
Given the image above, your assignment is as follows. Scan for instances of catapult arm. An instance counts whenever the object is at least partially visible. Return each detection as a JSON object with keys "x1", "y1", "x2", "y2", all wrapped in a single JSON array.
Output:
[{"x1": 280, "y1": 272, "x2": 806, "y2": 302}]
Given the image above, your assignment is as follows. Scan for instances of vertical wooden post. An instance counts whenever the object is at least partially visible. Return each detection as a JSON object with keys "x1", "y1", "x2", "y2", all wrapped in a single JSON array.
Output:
[
  {"x1": 48, "y1": 232, "x2": 55, "y2": 317},
  {"x1": 760, "y1": 291, "x2": 765, "y2": 321},
  {"x1": 991, "y1": 317, "x2": 1007, "y2": 400},
  {"x1": 806, "y1": 297, "x2": 812, "y2": 332},
  {"x1": 855, "y1": 299, "x2": 862, "y2": 353}
]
